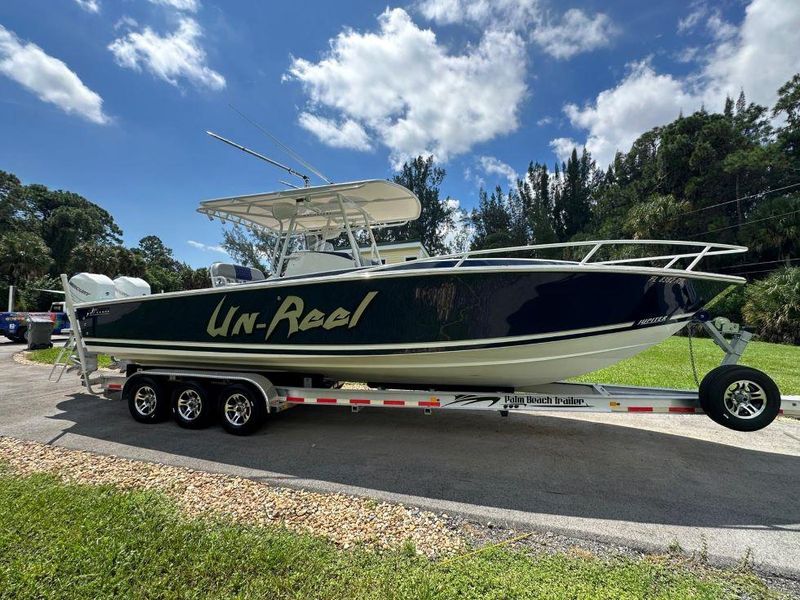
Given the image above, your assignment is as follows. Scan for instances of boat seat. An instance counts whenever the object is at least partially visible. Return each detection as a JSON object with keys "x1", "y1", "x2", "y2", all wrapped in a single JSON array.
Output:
[
  {"x1": 283, "y1": 250, "x2": 356, "y2": 277},
  {"x1": 210, "y1": 262, "x2": 266, "y2": 288}
]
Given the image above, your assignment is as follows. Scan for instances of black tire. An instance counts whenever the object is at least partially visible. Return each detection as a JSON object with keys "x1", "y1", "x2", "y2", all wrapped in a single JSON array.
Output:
[
  {"x1": 699, "y1": 365, "x2": 781, "y2": 432},
  {"x1": 126, "y1": 376, "x2": 170, "y2": 424},
  {"x1": 698, "y1": 365, "x2": 734, "y2": 418},
  {"x1": 218, "y1": 383, "x2": 266, "y2": 436},
  {"x1": 8, "y1": 328, "x2": 26, "y2": 343},
  {"x1": 171, "y1": 381, "x2": 213, "y2": 429}
]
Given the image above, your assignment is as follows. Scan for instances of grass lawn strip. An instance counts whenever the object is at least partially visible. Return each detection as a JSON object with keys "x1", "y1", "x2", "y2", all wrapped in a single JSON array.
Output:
[
  {"x1": 0, "y1": 463, "x2": 783, "y2": 599},
  {"x1": 0, "y1": 436, "x2": 462, "y2": 557},
  {"x1": 571, "y1": 336, "x2": 800, "y2": 395},
  {"x1": 20, "y1": 346, "x2": 114, "y2": 369}
]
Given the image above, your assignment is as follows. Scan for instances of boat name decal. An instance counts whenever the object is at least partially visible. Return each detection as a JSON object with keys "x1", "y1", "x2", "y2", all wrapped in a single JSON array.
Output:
[{"x1": 206, "y1": 291, "x2": 379, "y2": 340}]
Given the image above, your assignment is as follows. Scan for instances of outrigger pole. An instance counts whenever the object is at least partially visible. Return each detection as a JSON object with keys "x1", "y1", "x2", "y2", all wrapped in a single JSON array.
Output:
[{"x1": 206, "y1": 130, "x2": 311, "y2": 188}]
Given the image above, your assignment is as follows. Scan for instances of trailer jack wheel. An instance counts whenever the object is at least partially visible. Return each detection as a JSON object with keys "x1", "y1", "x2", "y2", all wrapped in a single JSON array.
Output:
[
  {"x1": 699, "y1": 365, "x2": 781, "y2": 432},
  {"x1": 126, "y1": 376, "x2": 170, "y2": 424}
]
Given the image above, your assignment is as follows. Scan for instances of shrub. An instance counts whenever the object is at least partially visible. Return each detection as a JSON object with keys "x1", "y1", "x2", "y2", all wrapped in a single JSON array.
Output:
[
  {"x1": 742, "y1": 267, "x2": 800, "y2": 345},
  {"x1": 708, "y1": 284, "x2": 746, "y2": 323}
]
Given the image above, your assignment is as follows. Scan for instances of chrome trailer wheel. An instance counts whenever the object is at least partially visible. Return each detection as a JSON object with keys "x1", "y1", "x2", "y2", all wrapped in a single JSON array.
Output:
[
  {"x1": 699, "y1": 365, "x2": 780, "y2": 431},
  {"x1": 172, "y1": 382, "x2": 213, "y2": 429},
  {"x1": 126, "y1": 376, "x2": 170, "y2": 424},
  {"x1": 218, "y1": 383, "x2": 266, "y2": 436}
]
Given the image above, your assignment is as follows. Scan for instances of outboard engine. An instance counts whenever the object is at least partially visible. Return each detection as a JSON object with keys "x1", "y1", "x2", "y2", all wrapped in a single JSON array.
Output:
[
  {"x1": 113, "y1": 276, "x2": 151, "y2": 299},
  {"x1": 68, "y1": 273, "x2": 116, "y2": 303}
]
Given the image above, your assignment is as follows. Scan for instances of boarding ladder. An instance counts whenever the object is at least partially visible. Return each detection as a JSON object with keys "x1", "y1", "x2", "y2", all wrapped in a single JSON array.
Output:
[{"x1": 49, "y1": 274, "x2": 101, "y2": 393}]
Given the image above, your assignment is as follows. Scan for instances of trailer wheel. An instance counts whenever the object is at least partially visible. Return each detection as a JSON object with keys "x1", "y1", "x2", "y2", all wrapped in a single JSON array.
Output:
[
  {"x1": 172, "y1": 382, "x2": 213, "y2": 429},
  {"x1": 126, "y1": 376, "x2": 170, "y2": 424},
  {"x1": 699, "y1": 365, "x2": 781, "y2": 431},
  {"x1": 218, "y1": 383, "x2": 265, "y2": 436}
]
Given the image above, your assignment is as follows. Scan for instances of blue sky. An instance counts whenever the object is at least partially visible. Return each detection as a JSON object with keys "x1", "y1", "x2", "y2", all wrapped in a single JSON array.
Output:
[{"x1": 1, "y1": 0, "x2": 798, "y2": 267}]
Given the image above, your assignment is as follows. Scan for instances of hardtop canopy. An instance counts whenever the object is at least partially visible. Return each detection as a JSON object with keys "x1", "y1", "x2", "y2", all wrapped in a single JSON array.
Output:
[{"x1": 197, "y1": 179, "x2": 421, "y2": 235}]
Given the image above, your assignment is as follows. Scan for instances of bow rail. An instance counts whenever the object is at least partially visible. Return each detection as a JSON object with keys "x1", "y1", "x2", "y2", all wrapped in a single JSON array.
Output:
[{"x1": 358, "y1": 239, "x2": 747, "y2": 275}]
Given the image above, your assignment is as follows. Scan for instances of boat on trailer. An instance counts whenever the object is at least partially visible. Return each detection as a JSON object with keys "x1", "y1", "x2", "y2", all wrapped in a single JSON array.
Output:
[{"x1": 53, "y1": 179, "x2": 796, "y2": 434}]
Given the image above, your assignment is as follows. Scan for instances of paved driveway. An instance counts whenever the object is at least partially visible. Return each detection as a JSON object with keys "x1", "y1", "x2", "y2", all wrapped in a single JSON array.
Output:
[{"x1": 1, "y1": 338, "x2": 799, "y2": 576}]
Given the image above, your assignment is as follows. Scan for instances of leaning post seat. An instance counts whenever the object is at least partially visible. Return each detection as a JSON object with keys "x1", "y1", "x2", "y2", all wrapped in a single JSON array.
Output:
[{"x1": 209, "y1": 262, "x2": 266, "y2": 288}]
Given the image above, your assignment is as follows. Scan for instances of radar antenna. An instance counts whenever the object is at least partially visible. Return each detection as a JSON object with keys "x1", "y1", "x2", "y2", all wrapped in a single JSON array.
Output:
[
  {"x1": 229, "y1": 104, "x2": 333, "y2": 184},
  {"x1": 206, "y1": 131, "x2": 310, "y2": 187}
]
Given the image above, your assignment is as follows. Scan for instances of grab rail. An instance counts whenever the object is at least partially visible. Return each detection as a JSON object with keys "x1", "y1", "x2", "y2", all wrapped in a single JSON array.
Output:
[{"x1": 361, "y1": 240, "x2": 747, "y2": 275}]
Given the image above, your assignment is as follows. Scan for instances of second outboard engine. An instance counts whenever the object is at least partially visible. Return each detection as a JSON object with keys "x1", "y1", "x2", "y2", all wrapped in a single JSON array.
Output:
[{"x1": 113, "y1": 276, "x2": 151, "y2": 299}]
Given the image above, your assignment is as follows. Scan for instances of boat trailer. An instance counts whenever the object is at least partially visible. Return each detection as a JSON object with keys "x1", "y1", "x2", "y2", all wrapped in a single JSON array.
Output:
[{"x1": 51, "y1": 272, "x2": 799, "y2": 435}]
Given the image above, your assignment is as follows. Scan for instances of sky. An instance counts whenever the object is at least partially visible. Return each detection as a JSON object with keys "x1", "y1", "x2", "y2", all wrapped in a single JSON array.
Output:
[{"x1": 1, "y1": 0, "x2": 799, "y2": 267}]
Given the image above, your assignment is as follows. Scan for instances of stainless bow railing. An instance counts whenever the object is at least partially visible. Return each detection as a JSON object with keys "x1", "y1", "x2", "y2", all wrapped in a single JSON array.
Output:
[{"x1": 360, "y1": 240, "x2": 747, "y2": 275}]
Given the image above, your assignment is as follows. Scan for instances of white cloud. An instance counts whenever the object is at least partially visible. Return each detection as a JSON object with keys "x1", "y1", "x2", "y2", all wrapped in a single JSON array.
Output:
[
  {"x1": 549, "y1": 137, "x2": 578, "y2": 162},
  {"x1": 114, "y1": 16, "x2": 139, "y2": 31},
  {"x1": 74, "y1": 0, "x2": 100, "y2": 13},
  {"x1": 108, "y1": 17, "x2": 225, "y2": 90},
  {"x1": 0, "y1": 24, "x2": 109, "y2": 124},
  {"x1": 286, "y1": 8, "x2": 526, "y2": 165},
  {"x1": 532, "y1": 9, "x2": 617, "y2": 59},
  {"x1": 678, "y1": 4, "x2": 706, "y2": 33},
  {"x1": 706, "y1": 11, "x2": 736, "y2": 41},
  {"x1": 479, "y1": 156, "x2": 519, "y2": 187},
  {"x1": 148, "y1": 0, "x2": 199, "y2": 12},
  {"x1": 699, "y1": 0, "x2": 800, "y2": 108},
  {"x1": 188, "y1": 240, "x2": 227, "y2": 253},
  {"x1": 536, "y1": 116, "x2": 553, "y2": 126},
  {"x1": 562, "y1": 61, "x2": 694, "y2": 165},
  {"x1": 417, "y1": 0, "x2": 540, "y2": 28},
  {"x1": 298, "y1": 113, "x2": 372, "y2": 151},
  {"x1": 560, "y1": 0, "x2": 800, "y2": 166},
  {"x1": 417, "y1": 1, "x2": 616, "y2": 59},
  {"x1": 675, "y1": 46, "x2": 700, "y2": 63}
]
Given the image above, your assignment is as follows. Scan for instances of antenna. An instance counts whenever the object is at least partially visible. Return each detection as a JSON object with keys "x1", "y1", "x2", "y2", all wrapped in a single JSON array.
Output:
[
  {"x1": 228, "y1": 104, "x2": 333, "y2": 184},
  {"x1": 206, "y1": 130, "x2": 310, "y2": 187}
]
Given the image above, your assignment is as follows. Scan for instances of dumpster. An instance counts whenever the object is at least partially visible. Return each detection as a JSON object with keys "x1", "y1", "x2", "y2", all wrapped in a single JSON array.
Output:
[{"x1": 26, "y1": 315, "x2": 54, "y2": 350}]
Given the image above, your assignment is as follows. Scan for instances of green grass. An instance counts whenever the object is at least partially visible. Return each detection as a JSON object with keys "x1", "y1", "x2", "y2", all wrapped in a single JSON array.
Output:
[
  {"x1": 25, "y1": 346, "x2": 114, "y2": 369},
  {"x1": 0, "y1": 470, "x2": 782, "y2": 599},
  {"x1": 572, "y1": 336, "x2": 800, "y2": 395}
]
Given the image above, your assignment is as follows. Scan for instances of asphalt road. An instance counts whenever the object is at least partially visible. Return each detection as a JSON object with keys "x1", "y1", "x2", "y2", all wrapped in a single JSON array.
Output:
[{"x1": 1, "y1": 337, "x2": 799, "y2": 576}]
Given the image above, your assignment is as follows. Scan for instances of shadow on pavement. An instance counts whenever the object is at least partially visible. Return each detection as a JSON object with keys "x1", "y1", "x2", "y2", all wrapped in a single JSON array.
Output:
[{"x1": 52, "y1": 392, "x2": 800, "y2": 530}]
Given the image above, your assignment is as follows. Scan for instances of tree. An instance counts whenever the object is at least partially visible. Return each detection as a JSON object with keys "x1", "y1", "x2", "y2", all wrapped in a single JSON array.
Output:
[
  {"x1": 381, "y1": 156, "x2": 457, "y2": 255},
  {"x1": 774, "y1": 73, "x2": 800, "y2": 163},
  {"x1": 68, "y1": 241, "x2": 122, "y2": 275},
  {"x1": 0, "y1": 231, "x2": 52, "y2": 286},
  {"x1": 559, "y1": 148, "x2": 595, "y2": 239},
  {"x1": 741, "y1": 195, "x2": 800, "y2": 264},
  {"x1": 518, "y1": 162, "x2": 557, "y2": 244},
  {"x1": 0, "y1": 170, "x2": 24, "y2": 232},
  {"x1": 470, "y1": 186, "x2": 514, "y2": 250},
  {"x1": 222, "y1": 225, "x2": 277, "y2": 274},
  {"x1": 23, "y1": 185, "x2": 122, "y2": 274},
  {"x1": 624, "y1": 194, "x2": 689, "y2": 239}
]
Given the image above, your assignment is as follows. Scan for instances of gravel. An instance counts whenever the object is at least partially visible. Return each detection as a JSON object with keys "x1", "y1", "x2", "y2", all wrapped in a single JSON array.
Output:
[
  {"x1": 2, "y1": 435, "x2": 797, "y2": 595},
  {"x1": 0, "y1": 436, "x2": 464, "y2": 557}
]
